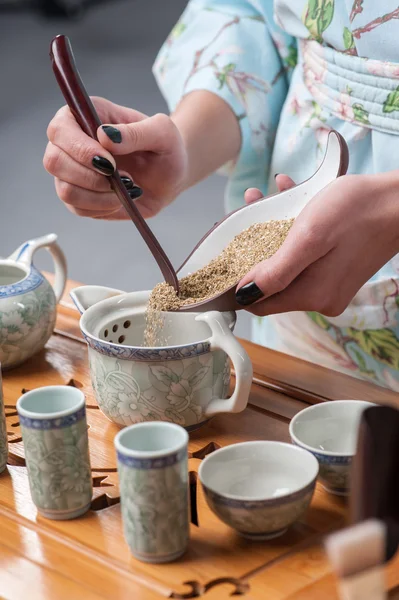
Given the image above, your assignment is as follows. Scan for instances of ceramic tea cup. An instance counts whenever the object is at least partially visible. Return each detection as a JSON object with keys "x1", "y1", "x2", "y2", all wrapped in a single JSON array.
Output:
[
  {"x1": 0, "y1": 369, "x2": 8, "y2": 473},
  {"x1": 289, "y1": 400, "x2": 374, "y2": 496},
  {"x1": 198, "y1": 441, "x2": 318, "y2": 540},
  {"x1": 71, "y1": 287, "x2": 253, "y2": 431},
  {"x1": 17, "y1": 385, "x2": 92, "y2": 519},
  {"x1": 0, "y1": 234, "x2": 67, "y2": 369},
  {"x1": 115, "y1": 421, "x2": 189, "y2": 563}
]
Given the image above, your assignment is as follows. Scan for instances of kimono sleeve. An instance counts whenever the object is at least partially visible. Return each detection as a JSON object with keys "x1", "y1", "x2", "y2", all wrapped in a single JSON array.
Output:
[{"x1": 153, "y1": 0, "x2": 296, "y2": 208}]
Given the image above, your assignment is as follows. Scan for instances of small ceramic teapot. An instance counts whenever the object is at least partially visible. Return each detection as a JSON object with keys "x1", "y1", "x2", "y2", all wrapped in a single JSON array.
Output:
[{"x1": 0, "y1": 234, "x2": 67, "y2": 369}]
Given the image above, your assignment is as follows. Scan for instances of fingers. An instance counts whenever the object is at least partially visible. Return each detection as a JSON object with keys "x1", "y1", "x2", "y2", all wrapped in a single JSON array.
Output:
[
  {"x1": 275, "y1": 174, "x2": 296, "y2": 192},
  {"x1": 63, "y1": 190, "x2": 159, "y2": 221},
  {"x1": 68, "y1": 205, "x2": 128, "y2": 220},
  {"x1": 44, "y1": 143, "x2": 112, "y2": 192},
  {"x1": 89, "y1": 96, "x2": 147, "y2": 125},
  {"x1": 246, "y1": 249, "x2": 348, "y2": 318},
  {"x1": 97, "y1": 113, "x2": 179, "y2": 155},
  {"x1": 47, "y1": 105, "x2": 116, "y2": 174},
  {"x1": 55, "y1": 172, "x2": 142, "y2": 209},
  {"x1": 243, "y1": 175, "x2": 296, "y2": 206},
  {"x1": 244, "y1": 188, "x2": 263, "y2": 204},
  {"x1": 55, "y1": 178, "x2": 121, "y2": 214},
  {"x1": 236, "y1": 221, "x2": 329, "y2": 305}
]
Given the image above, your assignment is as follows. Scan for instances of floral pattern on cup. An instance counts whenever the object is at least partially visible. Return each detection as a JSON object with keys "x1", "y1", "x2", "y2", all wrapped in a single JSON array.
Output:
[
  {"x1": 311, "y1": 453, "x2": 352, "y2": 495},
  {"x1": 0, "y1": 271, "x2": 56, "y2": 369},
  {"x1": 117, "y1": 451, "x2": 189, "y2": 561},
  {"x1": 202, "y1": 483, "x2": 315, "y2": 539},
  {"x1": 0, "y1": 374, "x2": 8, "y2": 473},
  {"x1": 20, "y1": 412, "x2": 92, "y2": 516},
  {"x1": 89, "y1": 347, "x2": 230, "y2": 429}
]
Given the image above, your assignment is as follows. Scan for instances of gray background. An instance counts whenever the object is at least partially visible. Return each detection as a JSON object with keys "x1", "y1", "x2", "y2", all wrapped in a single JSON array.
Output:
[{"x1": 0, "y1": 0, "x2": 251, "y2": 337}]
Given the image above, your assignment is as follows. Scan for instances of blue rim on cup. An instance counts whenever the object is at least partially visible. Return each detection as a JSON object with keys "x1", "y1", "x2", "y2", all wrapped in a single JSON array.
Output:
[
  {"x1": 289, "y1": 400, "x2": 375, "y2": 496},
  {"x1": 114, "y1": 421, "x2": 189, "y2": 468},
  {"x1": 16, "y1": 385, "x2": 93, "y2": 519},
  {"x1": 115, "y1": 422, "x2": 190, "y2": 563},
  {"x1": 17, "y1": 386, "x2": 86, "y2": 429}
]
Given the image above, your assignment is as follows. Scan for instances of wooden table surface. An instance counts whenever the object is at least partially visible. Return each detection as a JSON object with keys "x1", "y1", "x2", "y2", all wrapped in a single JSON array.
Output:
[{"x1": 1, "y1": 277, "x2": 399, "y2": 600}]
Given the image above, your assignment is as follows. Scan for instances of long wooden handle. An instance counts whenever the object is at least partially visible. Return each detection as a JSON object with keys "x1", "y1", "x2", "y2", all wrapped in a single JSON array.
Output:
[{"x1": 50, "y1": 34, "x2": 179, "y2": 292}]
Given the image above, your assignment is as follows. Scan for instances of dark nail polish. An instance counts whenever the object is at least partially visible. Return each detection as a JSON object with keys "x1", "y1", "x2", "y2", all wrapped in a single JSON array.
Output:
[
  {"x1": 121, "y1": 176, "x2": 134, "y2": 190},
  {"x1": 236, "y1": 282, "x2": 263, "y2": 306},
  {"x1": 128, "y1": 186, "x2": 143, "y2": 199},
  {"x1": 101, "y1": 125, "x2": 122, "y2": 144},
  {"x1": 274, "y1": 173, "x2": 280, "y2": 179},
  {"x1": 92, "y1": 156, "x2": 114, "y2": 175}
]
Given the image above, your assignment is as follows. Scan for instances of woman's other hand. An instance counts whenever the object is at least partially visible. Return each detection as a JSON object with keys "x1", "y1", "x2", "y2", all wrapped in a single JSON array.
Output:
[{"x1": 237, "y1": 173, "x2": 399, "y2": 317}]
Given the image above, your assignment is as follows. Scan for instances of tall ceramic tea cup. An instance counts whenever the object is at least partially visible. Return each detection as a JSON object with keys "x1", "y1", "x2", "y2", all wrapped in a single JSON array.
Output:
[
  {"x1": 17, "y1": 385, "x2": 92, "y2": 519},
  {"x1": 71, "y1": 286, "x2": 253, "y2": 431},
  {"x1": 0, "y1": 369, "x2": 8, "y2": 473},
  {"x1": 115, "y1": 421, "x2": 189, "y2": 563}
]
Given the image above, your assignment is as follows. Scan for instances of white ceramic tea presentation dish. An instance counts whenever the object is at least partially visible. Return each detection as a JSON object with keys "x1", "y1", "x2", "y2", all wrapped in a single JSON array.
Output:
[
  {"x1": 198, "y1": 441, "x2": 319, "y2": 540},
  {"x1": 71, "y1": 286, "x2": 253, "y2": 431},
  {"x1": 177, "y1": 130, "x2": 348, "y2": 312},
  {"x1": 289, "y1": 400, "x2": 375, "y2": 496},
  {"x1": 0, "y1": 234, "x2": 67, "y2": 369}
]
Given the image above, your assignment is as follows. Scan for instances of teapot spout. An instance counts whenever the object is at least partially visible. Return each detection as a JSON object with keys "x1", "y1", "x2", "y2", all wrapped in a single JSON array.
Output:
[{"x1": 70, "y1": 285, "x2": 124, "y2": 314}]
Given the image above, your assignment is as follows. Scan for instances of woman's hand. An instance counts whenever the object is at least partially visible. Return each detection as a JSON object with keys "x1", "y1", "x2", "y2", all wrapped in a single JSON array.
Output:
[
  {"x1": 44, "y1": 91, "x2": 241, "y2": 220},
  {"x1": 236, "y1": 173, "x2": 399, "y2": 317},
  {"x1": 44, "y1": 96, "x2": 188, "y2": 219}
]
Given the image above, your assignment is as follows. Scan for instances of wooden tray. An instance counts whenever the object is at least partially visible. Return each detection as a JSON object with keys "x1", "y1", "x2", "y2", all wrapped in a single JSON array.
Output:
[{"x1": 1, "y1": 277, "x2": 398, "y2": 600}]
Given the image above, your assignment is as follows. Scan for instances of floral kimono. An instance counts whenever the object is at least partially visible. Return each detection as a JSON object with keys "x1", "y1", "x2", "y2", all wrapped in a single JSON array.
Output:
[{"x1": 153, "y1": 0, "x2": 399, "y2": 391}]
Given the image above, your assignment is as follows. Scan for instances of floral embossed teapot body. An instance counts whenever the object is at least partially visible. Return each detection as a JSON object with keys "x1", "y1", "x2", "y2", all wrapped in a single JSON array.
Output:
[
  {"x1": 71, "y1": 286, "x2": 253, "y2": 431},
  {"x1": 0, "y1": 234, "x2": 67, "y2": 369}
]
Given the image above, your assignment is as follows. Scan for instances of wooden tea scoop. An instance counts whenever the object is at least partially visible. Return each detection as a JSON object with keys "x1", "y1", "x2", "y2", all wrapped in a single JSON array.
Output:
[
  {"x1": 50, "y1": 34, "x2": 179, "y2": 294},
  {"x1": 177, "y1": 129, "x2": 349, "y2": 312},
  {"x1": 325, "y1": 405, "x2": 399, "y2": 600}
]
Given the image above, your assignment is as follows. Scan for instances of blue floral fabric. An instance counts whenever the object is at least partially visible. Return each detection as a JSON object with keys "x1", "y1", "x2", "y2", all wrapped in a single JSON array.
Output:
[{"x1": 153, "y1": 1, "x2": 399, "y2": 391}]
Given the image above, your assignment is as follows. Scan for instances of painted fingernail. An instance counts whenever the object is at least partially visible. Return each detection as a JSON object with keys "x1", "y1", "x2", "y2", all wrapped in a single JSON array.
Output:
[
  {"x1": 101, "y1": 125, "x2": 122, "y2": 144},
  {"x1": 274, "y1": 173, "x2": 280, "y2": 179},
  {"x1": 128, "y1": 186, "x2": 143, "y2": 199},
  {"x1": 121, "y1": 176, "x2": 134, "y2": 190},
  {"x1": 236, "y1": 282, "x2": 263, "y2": 306},
  {"x1": 92, "y1": 156, "x2": 115, "y2": 175}
]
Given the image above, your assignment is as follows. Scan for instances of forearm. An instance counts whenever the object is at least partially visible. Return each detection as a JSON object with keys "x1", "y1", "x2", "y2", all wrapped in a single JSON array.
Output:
[{"x1": 171, "y1": 90, "x2": 241, "y2": 190}]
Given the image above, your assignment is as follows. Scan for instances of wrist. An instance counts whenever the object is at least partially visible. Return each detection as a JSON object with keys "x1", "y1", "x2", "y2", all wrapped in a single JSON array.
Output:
[
  {"x1": 171, "y1": 90, "x2": 241, "y2": 190},
  {"x1": 368, "y1": 171, "x2": 399, "y2": 247}
]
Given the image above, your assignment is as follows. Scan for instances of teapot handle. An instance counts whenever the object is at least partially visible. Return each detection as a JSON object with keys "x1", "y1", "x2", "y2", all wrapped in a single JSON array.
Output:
[
  {"x1": 196, "y1": 311, "x2": 253, "y2": 417},
  {"x1": 9, "y1": 234, "x2": 67, "y2": 303}
]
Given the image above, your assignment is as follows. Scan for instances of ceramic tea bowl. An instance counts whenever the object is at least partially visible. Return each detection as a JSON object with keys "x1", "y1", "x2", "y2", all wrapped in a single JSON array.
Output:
[
  {"x1": 289, "y1": 400, "x2": 374, "y2": 496},
  {"x1": 198, "y1": 441, "x2": 318, "y2": 540},
  {"x1": 71, "y1": 286, "x2": 252, "y2": 431}
]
